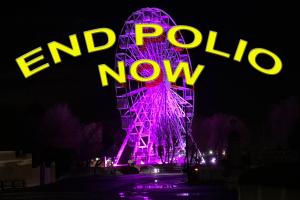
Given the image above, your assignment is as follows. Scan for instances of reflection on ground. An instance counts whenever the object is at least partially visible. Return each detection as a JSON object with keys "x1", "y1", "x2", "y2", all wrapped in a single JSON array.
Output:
[{"x1": 0, "y1": 173, "x2": 238, "y2": 200}]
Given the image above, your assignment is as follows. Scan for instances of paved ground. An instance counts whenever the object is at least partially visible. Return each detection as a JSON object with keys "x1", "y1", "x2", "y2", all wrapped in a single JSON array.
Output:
[{"x1": 0, "y1": 173, "x2": 238, "y2": 199}]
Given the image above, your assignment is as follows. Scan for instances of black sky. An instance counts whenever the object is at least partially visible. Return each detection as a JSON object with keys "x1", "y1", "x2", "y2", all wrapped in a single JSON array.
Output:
[{"x1": 0, "y1": 0, "x2": 299, "y2": 150}]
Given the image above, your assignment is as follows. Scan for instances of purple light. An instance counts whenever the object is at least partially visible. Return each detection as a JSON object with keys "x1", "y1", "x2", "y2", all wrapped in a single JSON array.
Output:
[
  {"x1": 118, "y1": 192, "x2": 125, "y2": 198},
  {"x1": 176, "y1": 193, "x2": 190, "y2": 197},
  {"x1": 135, "y1": 183, "x2": 176, "y2": 190},
  {"x1": 114, "y1": 8, "x2": 195, "y2": 165}
]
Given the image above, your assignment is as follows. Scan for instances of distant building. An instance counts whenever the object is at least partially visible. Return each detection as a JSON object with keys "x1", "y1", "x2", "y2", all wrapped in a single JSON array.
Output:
[{"x1": 0, "y1": 151, "x2": 55, "y2": 189}]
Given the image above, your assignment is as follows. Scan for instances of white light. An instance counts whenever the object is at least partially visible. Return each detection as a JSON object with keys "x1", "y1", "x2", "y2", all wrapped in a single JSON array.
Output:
[
  {"x1": 154, "y1": 179, "x2": 158, "y2": 183},
  {"x1": 209, "y1": 150, "x2": 213, "y2": 155},
  {"x1": 95, "y1": 157, "x2": 99, "y2": 161},
  {"x1": 211, "y1": 157, "x2": 216, "y2": 164},
  {"x1": 153, "y1": 168, "x2": 160, "y2": 173},
  {"x1": 222, "y1": 150, "x2": 226, "y2": 156},
  {"x1": 200, "y1": 157, "x2": 206, "y2": 165}
]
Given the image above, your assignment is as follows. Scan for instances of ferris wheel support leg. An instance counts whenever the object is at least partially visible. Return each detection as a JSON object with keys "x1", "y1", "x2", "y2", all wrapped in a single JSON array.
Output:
[
  {"x1": 114, "y1": 133, "x2": 130, "y2": 165},
  {"x1": 147, "y1": 142, "x2": 153, "y2": 163}
]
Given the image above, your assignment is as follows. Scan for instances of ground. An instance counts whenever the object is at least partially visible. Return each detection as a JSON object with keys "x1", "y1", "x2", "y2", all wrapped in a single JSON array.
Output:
[{"x1": 0, "y1": 173, "x2": 237, "y2": 199}]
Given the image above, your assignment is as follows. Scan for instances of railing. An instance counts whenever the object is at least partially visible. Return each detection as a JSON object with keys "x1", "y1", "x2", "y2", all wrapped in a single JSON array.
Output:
[{"x1": 0, "y1": 179, "x2": 25, "y2": 191}]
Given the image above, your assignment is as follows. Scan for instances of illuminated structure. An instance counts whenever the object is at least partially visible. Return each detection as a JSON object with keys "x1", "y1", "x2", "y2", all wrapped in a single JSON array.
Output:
[{"x1": 114, "y1": 8, "x2": 194, "y2": 165}]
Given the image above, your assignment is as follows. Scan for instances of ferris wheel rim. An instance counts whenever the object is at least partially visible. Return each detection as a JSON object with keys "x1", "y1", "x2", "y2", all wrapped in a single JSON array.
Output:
[
  {"x1": 114, "y1": 7, "x2": 195, "y2": 101},
  {"x1": 114, "y1": 7, "x2": 196, "y2": 165}
]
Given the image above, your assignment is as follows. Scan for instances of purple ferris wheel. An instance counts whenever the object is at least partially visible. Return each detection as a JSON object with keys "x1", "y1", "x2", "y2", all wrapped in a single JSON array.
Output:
[{"x1": 114, "y1": 8, "x2": 195, "y2": 165}]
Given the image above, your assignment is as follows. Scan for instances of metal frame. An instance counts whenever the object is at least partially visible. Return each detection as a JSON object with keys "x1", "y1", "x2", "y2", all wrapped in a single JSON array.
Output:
[{"x1": 114, "y1": 8, "x2": 194, "y2": 165}]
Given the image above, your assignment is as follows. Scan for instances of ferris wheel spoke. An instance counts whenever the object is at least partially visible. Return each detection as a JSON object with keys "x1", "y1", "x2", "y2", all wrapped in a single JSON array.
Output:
[{"x1": 115, "y1": 8, "x2": 197, "y2": 165}]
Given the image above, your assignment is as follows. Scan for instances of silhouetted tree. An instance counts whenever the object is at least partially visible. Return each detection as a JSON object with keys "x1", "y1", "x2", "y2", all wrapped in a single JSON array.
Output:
[
  {"x1": 40, "y1": 103, "x2": 81, "y2": 150},
  {"x1": 37, "y1": 103, "x2": 82, "y2": 178},
  {"x1": 80, "y1": 122, "x2": 103, "y2": 162},
  {"x1": 267, "y1": 96, "x2": 299, "y2": 148},
  {"x1": 194, "y1": 113, "x2": 249, "y2": 152}
]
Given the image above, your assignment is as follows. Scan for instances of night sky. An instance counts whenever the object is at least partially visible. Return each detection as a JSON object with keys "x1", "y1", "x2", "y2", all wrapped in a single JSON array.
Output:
[{"x1": 1, "y1": 0, "x2": 298, "y2": 150}]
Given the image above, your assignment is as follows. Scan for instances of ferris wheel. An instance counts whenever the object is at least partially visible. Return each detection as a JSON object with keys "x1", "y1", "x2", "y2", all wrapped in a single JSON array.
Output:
[{"x1": 114, "y1": 8, "x2": 195, "y2": 165}]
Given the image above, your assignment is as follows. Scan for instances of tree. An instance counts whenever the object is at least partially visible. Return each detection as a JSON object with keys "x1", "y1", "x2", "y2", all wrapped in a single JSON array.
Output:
[
  {"x1": 267, "y1": 96, "x2": 300, "y2": 148},
  {"x1": 37, "y1": 103, "x2": 82, "y2": 179},
  {"x1": 194, "y1": 113, "x2": 249, "y2": 152},
  {"x1": 80, "y1": 122, "x2": 103, "y2": 161}
]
